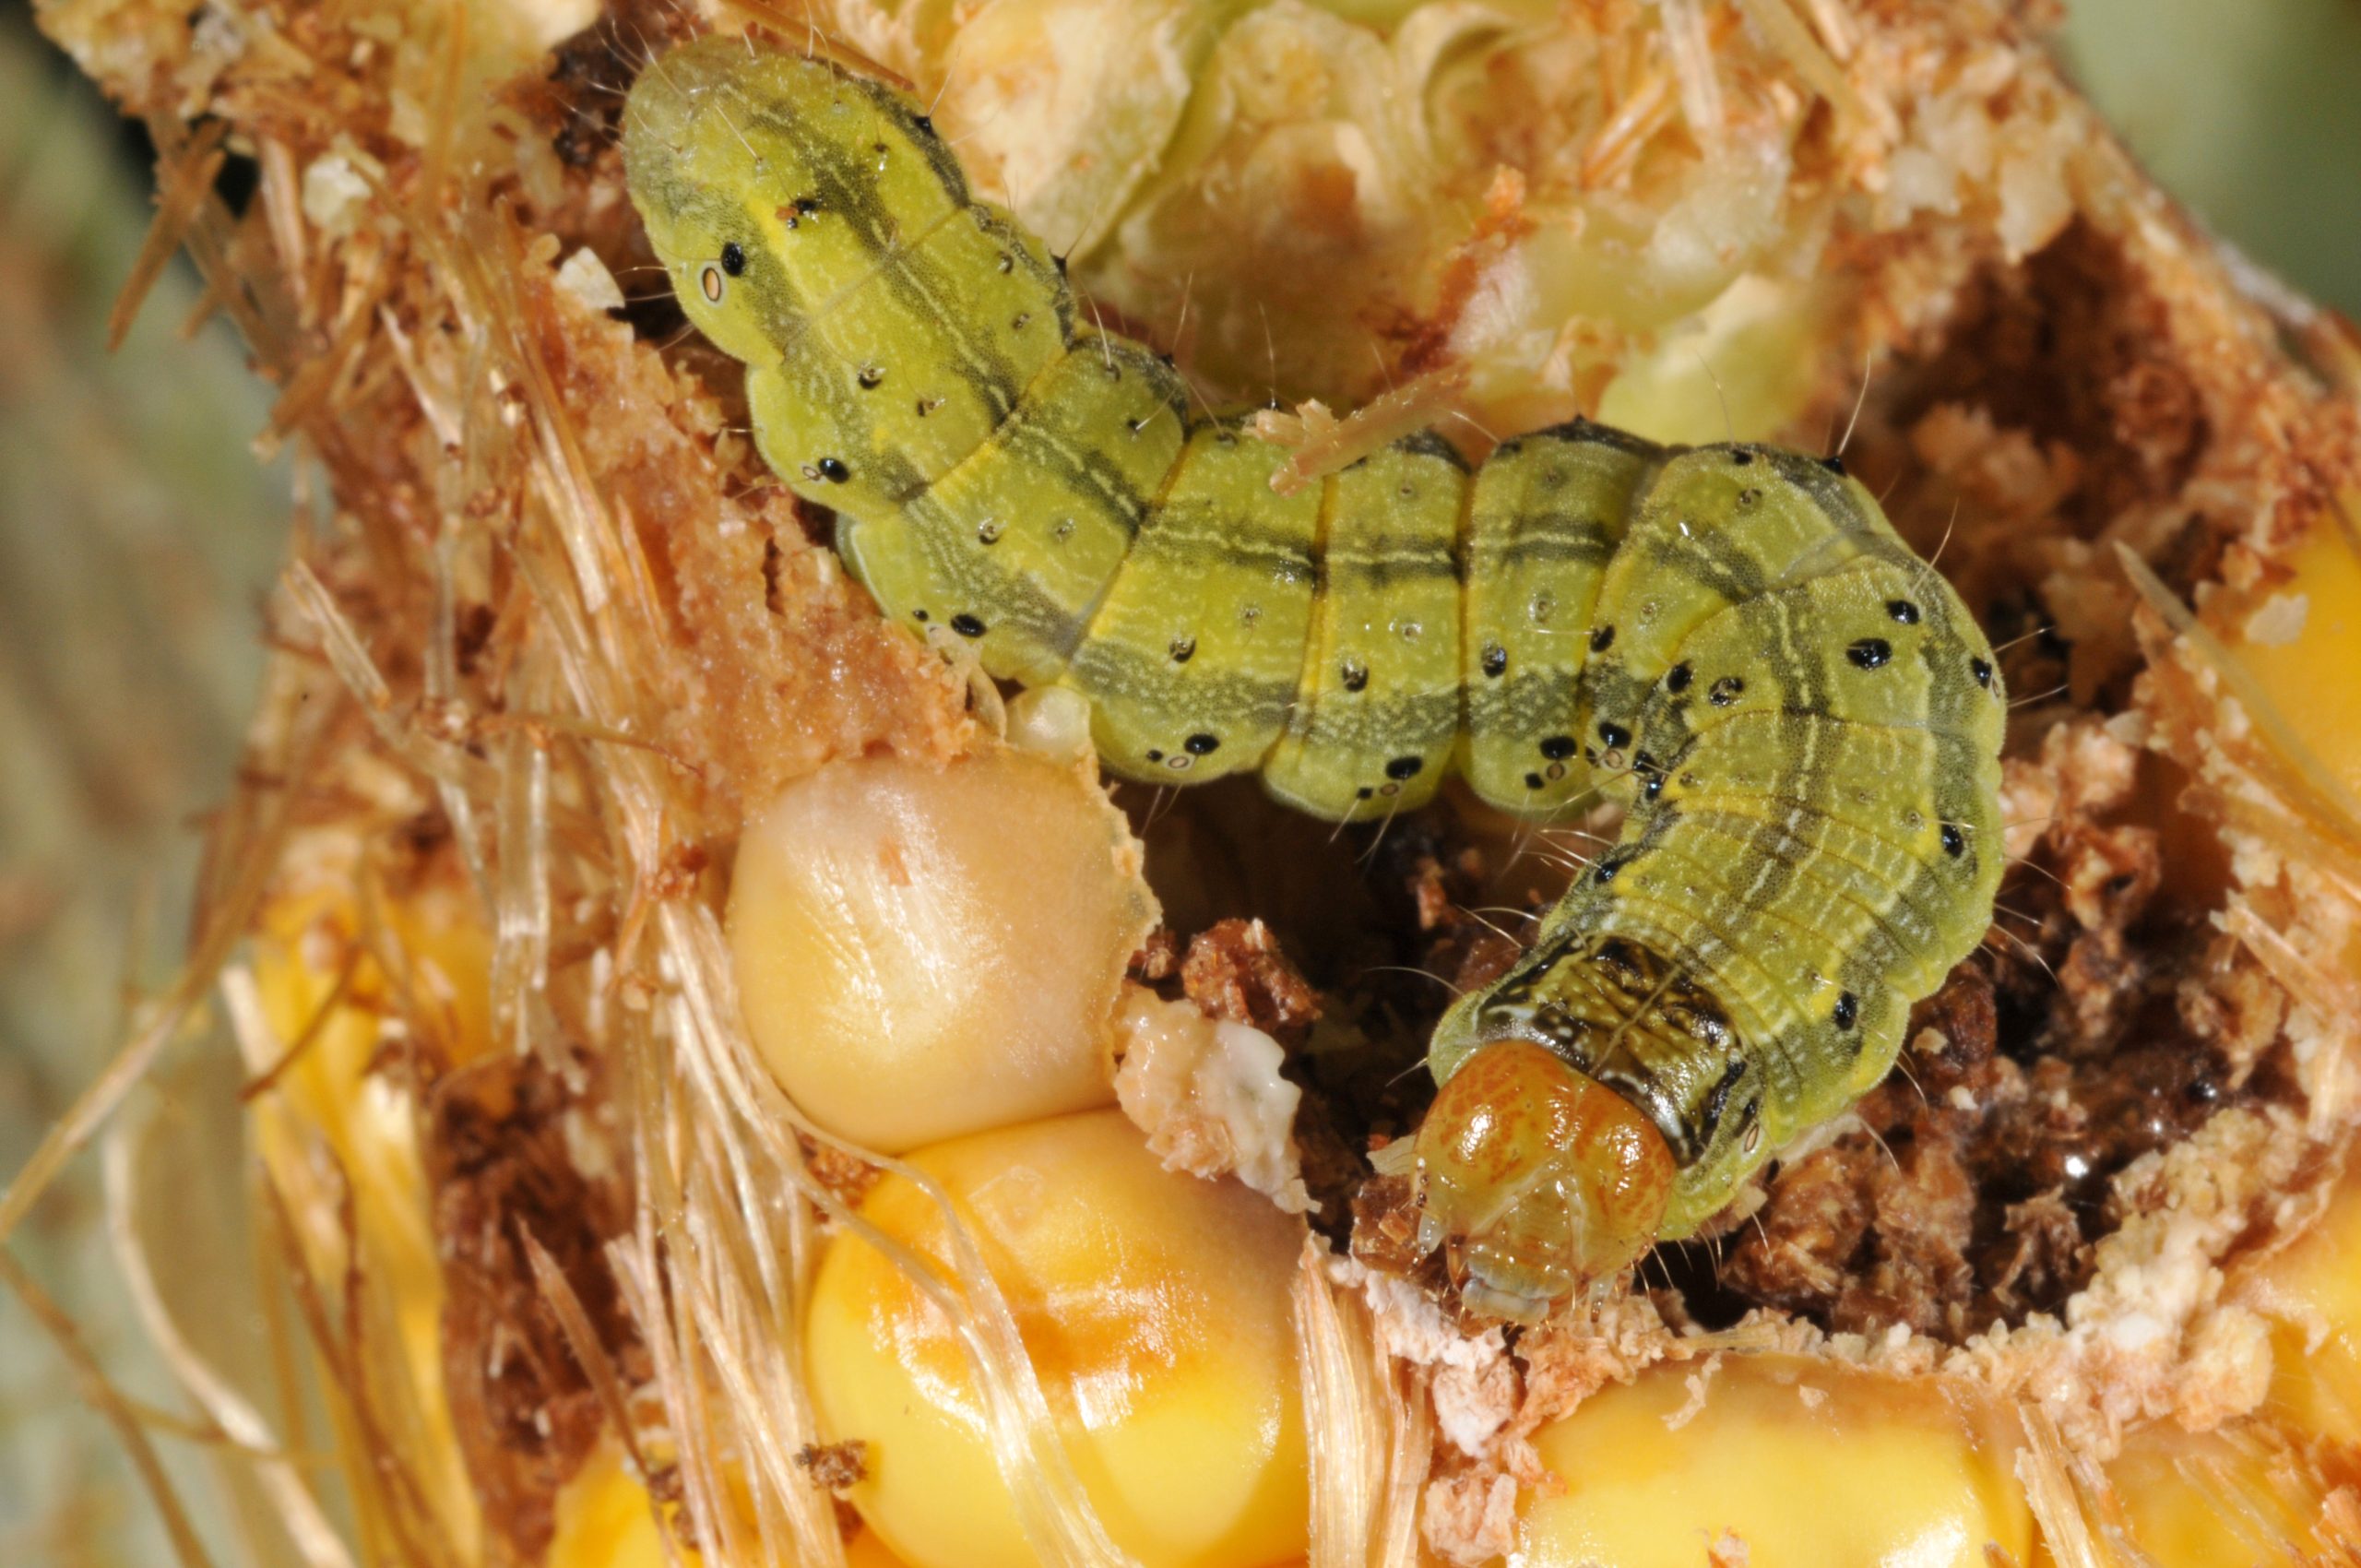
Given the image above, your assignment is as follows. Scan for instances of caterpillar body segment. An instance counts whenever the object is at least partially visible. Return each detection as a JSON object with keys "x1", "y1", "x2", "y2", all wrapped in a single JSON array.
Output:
[
  {"x1": 1067, "y1": 417, "x2": 1323, "y2": 794},
  {"x1": 851, "y1": 329, "x2": 1193, "y2": 686},
  {"x1": 1460, "y1": 425, "x2": 1658, "y2": 810},
  {"x1": 623, "y1": 36, "x2": 2010, "y2": 1323},
  {"x1": 1261, "y1": 432, "x2": 1468, "y2": 819}
]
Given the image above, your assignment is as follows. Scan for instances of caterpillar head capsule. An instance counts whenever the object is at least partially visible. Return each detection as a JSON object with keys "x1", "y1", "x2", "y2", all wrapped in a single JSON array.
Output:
[{"x1": 1410, "y1": 1039, "x2": 1674, "y2": 1324}]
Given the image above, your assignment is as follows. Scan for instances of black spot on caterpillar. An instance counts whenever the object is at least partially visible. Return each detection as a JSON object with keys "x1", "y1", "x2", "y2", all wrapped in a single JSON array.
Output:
[{"x1": 623, "y1": 36, "x2": 2009, "y2": 1323}]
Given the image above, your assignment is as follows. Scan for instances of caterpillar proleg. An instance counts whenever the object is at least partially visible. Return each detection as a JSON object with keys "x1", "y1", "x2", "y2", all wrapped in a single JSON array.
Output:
[{"x1": 623, "y1": 35, "x2": 2008, "y2": 1322}]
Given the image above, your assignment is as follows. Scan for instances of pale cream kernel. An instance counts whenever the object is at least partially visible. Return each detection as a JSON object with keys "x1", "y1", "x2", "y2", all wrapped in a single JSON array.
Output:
[
  {"x1": 728, "y1": 748, "x2": 1157, "y2": 1153},
  {"x1": 805, "y1": 1110, "x2": 1309, "y2": 1568}
]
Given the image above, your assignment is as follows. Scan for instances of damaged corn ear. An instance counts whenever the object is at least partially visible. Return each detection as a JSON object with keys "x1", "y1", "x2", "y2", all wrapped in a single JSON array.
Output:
[
  {"x1": 727, "y1": 747, "x2": 1157, "y2": 1152},
  {"x1": 806, "y1": 1110, "x2": 1309, "y2": 1568},
  {"x1": 1514, "y1": 1354, "x2": 2035, "y2": 1567}
]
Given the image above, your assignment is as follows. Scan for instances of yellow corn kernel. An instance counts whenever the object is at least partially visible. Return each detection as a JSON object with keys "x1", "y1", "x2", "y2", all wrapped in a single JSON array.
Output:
[
  {"x1": 806, "y1": 1110, "x2": 1309, "y2": 1568},
  {"x1": 543, "y1": 1446, "x2": 932, "y2": 1568},
  {"x1": 2231, "y1": 510, "x2": 2361, "y2": 797},
  {"x1": 844, "y1": 1530, "x2": 911, "y2": 1567},
  {"x1": 728, "y1": 749, "x2": 1157, "y2": 1153},
  {"x1": 2234, "y1": 1158, "x2": 2361, "y2": 1446},
  {"x1": 547, "y1": 1443, "x2": 678, "y2": 1568},
  {"x1": 1514, "y1": 1354, "x2": 2035, "y2": 1568},
  {"x1": 247, "y1": 876, "x2": 494, "y2": 1549},
  {"x1": 2104, "y1": 1420, "x2": 2352, "y2": 1566}
]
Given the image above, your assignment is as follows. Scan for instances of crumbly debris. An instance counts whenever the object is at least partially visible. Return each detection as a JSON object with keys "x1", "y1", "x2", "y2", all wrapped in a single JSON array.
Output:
[
  {"x1": 1332, "y1": 1247, "x2": 1692, "y2": 1564},
  {"x1": 1502, "y1": 1297, "x2": 1685, "y2": 1472},
  {"x1": 1943, "y1": 1106, "x2": 2303, "y2": 1448},
  {"x1": 1179, "y1": 918, "x2": 1323, "y2": 1044},
  {"x1": 1430, "y1": 1357, "x2": 1519, "y2": 1460},
  {"x1": 1350, "y1": 1265, "x2": 1516, "y2": 1461},
  {"x1": 1662, "y1": 1355, "x2": 1723, "y2": 1432},
  {"x1": 799, "y1": 1137, "x2": 884, "y2": 1213},
  {"x1": 791, "y1": 1441, "x2": 869, "y2": 1492},
  {"x1": 516, "y1": 257, "x2": 976, "y2": 819},
  {"x1": 1347, "y1": 1172, "x2": 1431, "y2": 1284},
  {"x1": 426, "y1": 1051, "x2": 646, "y2": 1562},
  {"x1": 1419, "y1": 1471, "x2": 1520, "y2": 1568},
  {"x1": 2135, "y1": 602, "x2": 2361, "y2": 1128},
  {"x1": 1126, "y1": 925, "x2": 1180, "y2": 984}
]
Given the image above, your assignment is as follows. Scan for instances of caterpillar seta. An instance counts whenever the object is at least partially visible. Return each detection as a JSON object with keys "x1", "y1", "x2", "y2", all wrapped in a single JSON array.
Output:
[{"x1": 623, "y1": 35, "x2": 2007, "y2": 1323}]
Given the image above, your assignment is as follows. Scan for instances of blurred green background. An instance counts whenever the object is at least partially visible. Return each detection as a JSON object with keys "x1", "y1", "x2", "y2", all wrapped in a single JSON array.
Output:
[
  {"x1": 2058, "y1": 0, "x2": 2361, "y2": 318},
  {"x1": 0, "y1": 0, "x2": 2355, "y2": 1563},
  {"x1": 0, "y1": 8, "x2": 288, "y2": 1563}
]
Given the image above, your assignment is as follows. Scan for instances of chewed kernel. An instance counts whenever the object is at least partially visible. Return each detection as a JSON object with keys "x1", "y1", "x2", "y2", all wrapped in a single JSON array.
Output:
[
  {"x1": 1411, "y1": 1040, "x2": 1673, "y2": 1322},
  {"x1": 806, "y1": 1111, "x2": 1308, "y2": 1568},
  {"x1": 727, "y1": 748, "x2": 1157, "y2": 1153}
]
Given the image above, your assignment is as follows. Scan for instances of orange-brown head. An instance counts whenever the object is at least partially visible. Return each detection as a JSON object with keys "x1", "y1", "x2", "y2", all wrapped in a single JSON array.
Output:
[{"x1": 1410, "y1": 1039, "x2": 1675, "y2": 1323}]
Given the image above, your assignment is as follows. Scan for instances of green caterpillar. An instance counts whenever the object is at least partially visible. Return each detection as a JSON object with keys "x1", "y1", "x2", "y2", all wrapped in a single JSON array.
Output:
[{"x1": 623, "y1": 35, "x2": 2007, "y2": 1322}]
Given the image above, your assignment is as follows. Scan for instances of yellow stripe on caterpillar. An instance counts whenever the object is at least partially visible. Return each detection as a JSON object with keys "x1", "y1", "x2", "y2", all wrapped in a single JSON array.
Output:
[{"x1": 623, "y1": 34, "x2": 2008, "y2": 1324}]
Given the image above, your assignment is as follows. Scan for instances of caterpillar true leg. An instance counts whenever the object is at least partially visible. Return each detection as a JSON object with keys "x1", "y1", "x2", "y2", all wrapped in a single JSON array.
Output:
[{"x1": 624, "y1": 34, "x2": 2007, "y2": 1324}]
